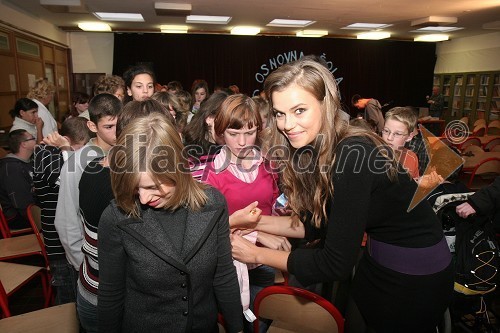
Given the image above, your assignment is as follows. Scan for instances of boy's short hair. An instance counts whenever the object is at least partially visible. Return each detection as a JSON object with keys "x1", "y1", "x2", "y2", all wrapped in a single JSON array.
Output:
[
  {"x1": 384, "y1": 106, "x2": 417, "y2": 133},
  {"x1": 88, "y1": 93, "x2": 122, "y2": 124},
  {"x1": 60, "y1": 117, "x2": 92, "y2": 146},
  {"x1": 8, "y1": 129, "x2": 29, "y2": 153}
]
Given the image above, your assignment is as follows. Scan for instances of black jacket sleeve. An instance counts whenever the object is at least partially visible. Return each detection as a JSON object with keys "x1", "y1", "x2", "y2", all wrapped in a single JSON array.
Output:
[{"x1": 468, "y1": 176, "x2": 500, "y2": 217}]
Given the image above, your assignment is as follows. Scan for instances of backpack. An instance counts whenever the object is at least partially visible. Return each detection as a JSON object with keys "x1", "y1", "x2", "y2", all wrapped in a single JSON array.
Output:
[{"x1": 433, "y1": 193, "x2": 499, "y2": 296}]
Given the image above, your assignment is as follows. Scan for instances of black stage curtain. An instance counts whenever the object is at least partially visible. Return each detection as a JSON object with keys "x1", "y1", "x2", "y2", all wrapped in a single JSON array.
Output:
[{"x1": 113, "y1": 33, "x2": 436, "y2": 117}]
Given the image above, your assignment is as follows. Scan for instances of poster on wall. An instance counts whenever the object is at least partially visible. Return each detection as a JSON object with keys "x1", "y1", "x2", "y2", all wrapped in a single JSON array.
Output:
[{"x1": 28, "y1": 74, "x2": 36, "y2": 88}]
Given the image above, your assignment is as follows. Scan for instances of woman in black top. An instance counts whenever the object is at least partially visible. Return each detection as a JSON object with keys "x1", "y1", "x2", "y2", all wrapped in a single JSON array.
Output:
[{"x1": 230, "y1": 59, "x2": 454, "y2": 333}]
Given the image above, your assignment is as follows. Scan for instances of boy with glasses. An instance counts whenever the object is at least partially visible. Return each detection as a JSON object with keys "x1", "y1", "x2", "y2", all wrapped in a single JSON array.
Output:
[{"x1": 382, "y1": 107, "x2": 420, "y2": 179}]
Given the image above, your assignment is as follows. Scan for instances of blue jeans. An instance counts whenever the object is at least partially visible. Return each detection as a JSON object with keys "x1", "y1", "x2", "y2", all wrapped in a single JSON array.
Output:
[
  {"x1": 77, "y1": 290, "x2": 98, "y2": 333},
  {"x1": 49, "y1": 258, "x2": 78, "y2": 305}
]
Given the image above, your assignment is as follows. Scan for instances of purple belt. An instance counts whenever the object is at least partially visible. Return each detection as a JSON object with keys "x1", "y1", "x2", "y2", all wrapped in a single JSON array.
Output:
[{"x1": 367, "y1": 237, "x2": 451, "y2": 275}]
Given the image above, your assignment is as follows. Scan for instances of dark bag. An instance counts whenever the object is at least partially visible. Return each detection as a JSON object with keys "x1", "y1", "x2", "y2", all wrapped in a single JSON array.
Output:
[{"x1": 438, "y1": 200, "x2": 499, "y2": 296}]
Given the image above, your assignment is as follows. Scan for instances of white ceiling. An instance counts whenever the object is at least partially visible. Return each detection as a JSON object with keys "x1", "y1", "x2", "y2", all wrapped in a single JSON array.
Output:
[{"x1": 5, "y1": 0, "x2": 500, "y2": 40}]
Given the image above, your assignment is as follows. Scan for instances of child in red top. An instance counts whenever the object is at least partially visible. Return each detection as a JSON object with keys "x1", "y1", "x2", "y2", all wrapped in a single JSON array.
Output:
[{"x1": 205, "y1": 94, "x2": 289, "y2": 332}]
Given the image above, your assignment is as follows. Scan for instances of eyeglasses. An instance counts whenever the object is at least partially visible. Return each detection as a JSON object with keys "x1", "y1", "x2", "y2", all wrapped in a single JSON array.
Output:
[{"x1": 381, "y1": 129, "x2": 408, "y2": 139}]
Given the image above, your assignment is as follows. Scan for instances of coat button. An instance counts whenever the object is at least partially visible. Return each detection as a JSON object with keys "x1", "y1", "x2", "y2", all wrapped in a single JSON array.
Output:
[
  {"x1": 181, "y1": 283, "x2": 186, "y2": 288},
  {"x1": 180, "y1": 271, "x2": 186, "y2": 275},
  {"x1": 182, "y1": 296, "x2": 188, "y2": 301},
  {"x1": 183, "y1": 310, "x2": 188, "y2": 316}
]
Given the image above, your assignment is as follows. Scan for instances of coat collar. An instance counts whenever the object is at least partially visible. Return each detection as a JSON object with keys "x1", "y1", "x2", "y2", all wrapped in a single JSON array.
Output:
[{"x1": 117, "y1": 203, "x2": 224, "y2": 271}]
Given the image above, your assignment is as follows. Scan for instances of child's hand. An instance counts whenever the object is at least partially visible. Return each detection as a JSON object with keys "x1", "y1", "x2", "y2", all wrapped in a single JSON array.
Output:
[
  {"x1": 42, "y1": 131, "x2": 71, "y2": 149},
  {"x1": 418, "y1": 171, "x2": 444, "y2": 189},
  {"x1": 35, "y1": 117, "x2": 44, "y2": 130},
  {"x1": 256, "y1": 232, "x2": 291, "y2": 252},
  {"x1": 229, "y1": 201, "x2": 261, "y2": 228}
]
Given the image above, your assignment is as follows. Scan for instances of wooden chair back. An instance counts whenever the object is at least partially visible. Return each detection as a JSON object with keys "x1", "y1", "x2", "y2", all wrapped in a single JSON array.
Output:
[
  {"x1": 472, "y1": 124, "x2": 487, "y2": 137},
  {"x1": 458, "y1": 137, "x2": 482, "y2": 150},
  {"x1": 473, "y1": 119, "x2": 486, "y2": 128},
  {"x1": 253, "y1": 286, "x2": 344, "y2": 333},
  {"x1": 467, "y1": 157, "x2": 500, "y2": 190},
  {"x1": 484, "y1": 137, "x2": 500, "y2": 152}
]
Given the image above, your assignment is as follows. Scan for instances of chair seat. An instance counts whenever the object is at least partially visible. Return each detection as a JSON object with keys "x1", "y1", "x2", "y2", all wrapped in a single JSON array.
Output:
[
  {"x1": 0, "y1": 302, "x2": 78, "y2": 333},
  {"x1": 0, "y1": 234, "x2": 41, "y2": 260},
  {"x1": 0, "y1": 262, "x2": 44, "y2": 295}
]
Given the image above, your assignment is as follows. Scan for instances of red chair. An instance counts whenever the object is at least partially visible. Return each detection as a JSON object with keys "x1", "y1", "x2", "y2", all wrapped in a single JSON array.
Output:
[
  {"x1": 483, "y1": 137, "x2": 500, "y2": 152},
  {"x1": 253, "y1": 285, "x2": 345, "y2": 333},
  {"x1": 0, "y1": 261, "x2": 51, "y2": 317},
  {"x1": 487, "y1": 120, "x2": 500, "y2": 135},
  {"x1": 458, "y1": 137, "x2": 482, "y2": 151},
  {"x1": 0, "y1": 205, "x2": 50, "y2": 270},
  {"x1": 472, "y1": 124, "x2": 487, "y2": 137},
  {"x1": 467, "y1": 157, "x2": 500, "y2": 190},
  {"x1": 0, "y1": 207, "x2": 32, "y2": 238},
  {"x1": 0, "y1": 276, "x2": 78, "y2": 332}
]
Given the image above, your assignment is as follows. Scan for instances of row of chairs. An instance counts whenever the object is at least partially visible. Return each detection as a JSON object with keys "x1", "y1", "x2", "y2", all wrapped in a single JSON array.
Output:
[
  {"x1": 458, "y1": 136, "x2": 500, "y2": 152},
  {"x1": 0, "y1": 204, "x2": 79, "y2": 332},
  {"x1": 429, "y1": 136, "x2": 500, "y2": 154},
  {"x1": 459, "y1": 118, "x2": 500, "y2": 136}
]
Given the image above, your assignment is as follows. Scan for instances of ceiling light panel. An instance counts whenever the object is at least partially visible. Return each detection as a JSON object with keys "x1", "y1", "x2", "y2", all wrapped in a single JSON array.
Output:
[
  {"x1": 296, "y1": 30, "x2": 328, "y2": 37},
  {"x1": 230, "y1": 26, "x2": 260, "y2": 35},
  {"x1": 414, "y1": 34, "x2": 449, "y2": 42},
  {"x1": 160, "y1": 25, "x2": 188, "y2": 33},
  {"x1": 267, "y1": 19, "x2": 315, "y2": 27},
  {"x1": 342, "y1": 23, "x2": 392, "y2": 30},
  {"x1": 94, "y1": 12, "x2": 144, "y2": 22},
  {"x1": 357, "y1": 31, "x2": 391, "y2": 40},
  {"x1": 411, "y1": 26, "x2": 464, "y2": 33},
  {"x1": 186, "y1": 15, "x2": 231, "y2": 24},
  {"x1": 78, "y1": 22, "x2": 111, "y2": 31}
]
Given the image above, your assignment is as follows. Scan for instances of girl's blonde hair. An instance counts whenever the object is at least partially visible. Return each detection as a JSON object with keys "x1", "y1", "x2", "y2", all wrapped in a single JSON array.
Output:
[
  {"x1": 109, "y1": 113, "x2": 207, "y2": 217},
  {"x1": 27, "y1": 78, "x2": 55, "y2": 100},
  {"x1": 384, "y1": 107, "x2": 418, "y2": 134}
]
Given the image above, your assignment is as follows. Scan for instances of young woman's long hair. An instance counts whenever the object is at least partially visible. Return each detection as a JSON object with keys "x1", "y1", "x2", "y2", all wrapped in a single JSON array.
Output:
[
  {"x1": 109, "y1": 113, "x2": 207, "y2": 218},
  {"x1": 264, "y1": 59, "x2": 397, "y2": 228}
]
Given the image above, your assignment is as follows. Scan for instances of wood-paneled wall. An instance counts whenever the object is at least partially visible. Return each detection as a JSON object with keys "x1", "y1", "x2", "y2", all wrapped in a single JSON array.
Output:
[{"x1": 0, "y1": 26, "x2": 70, "y2": 130}]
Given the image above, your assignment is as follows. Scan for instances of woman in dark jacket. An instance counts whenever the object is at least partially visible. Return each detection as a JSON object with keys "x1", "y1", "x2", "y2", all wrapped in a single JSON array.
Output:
[{"x1": 98, "y1": 113, "x2": 243, "y2": 333}]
